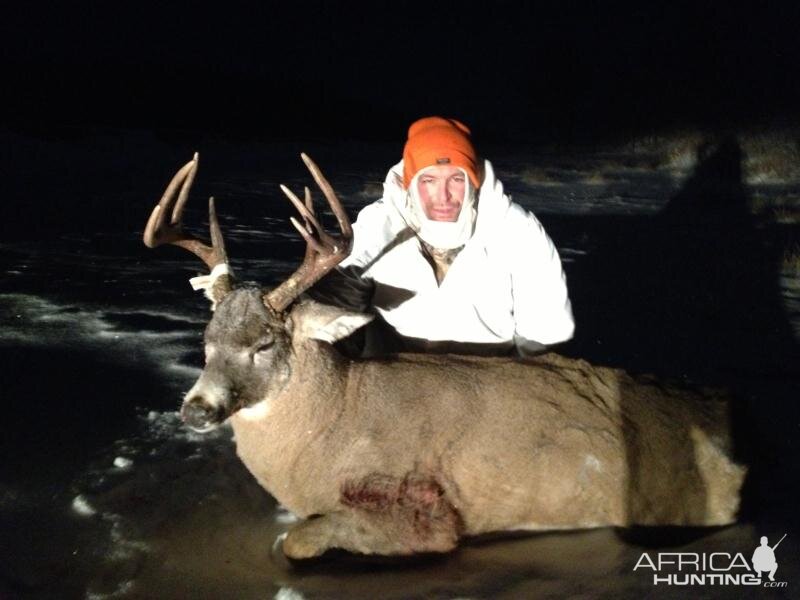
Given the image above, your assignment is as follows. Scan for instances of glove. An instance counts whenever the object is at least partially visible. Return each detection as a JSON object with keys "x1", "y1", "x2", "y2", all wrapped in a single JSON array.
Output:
[{"x1": 305, "y1": 265, "x2": 375, "y2": 313}]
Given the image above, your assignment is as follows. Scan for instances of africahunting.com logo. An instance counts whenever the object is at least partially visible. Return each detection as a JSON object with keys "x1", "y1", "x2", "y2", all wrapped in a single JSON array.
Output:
[{"x1": 633, "y1": 534, "x2": 788, "y2": 588}]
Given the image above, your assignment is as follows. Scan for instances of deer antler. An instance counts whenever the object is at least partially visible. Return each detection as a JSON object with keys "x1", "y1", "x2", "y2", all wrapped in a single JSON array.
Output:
[
  {"x1": 144, "y1": 153, "x2": 233, "y2": 307},
  {"x1": 143, "y1": 153, "x2": 229, "y2": 270},
  {"x1": 264, "y1": 153, "x2": 353, "y2": 313}
]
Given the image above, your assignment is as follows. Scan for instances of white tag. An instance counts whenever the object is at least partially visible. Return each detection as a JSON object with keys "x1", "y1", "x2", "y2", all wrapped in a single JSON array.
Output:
[{"x1": 189, "y1": 263, "x2": 232, "y2": 303}]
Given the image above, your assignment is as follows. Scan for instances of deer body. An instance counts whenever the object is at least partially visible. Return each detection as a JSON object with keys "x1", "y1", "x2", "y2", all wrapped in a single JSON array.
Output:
[
  {"x1": 145, "y1": 155, "x2": 746, "y2": 560},
  {"x1": 208, "y1": 295, "x2": 745, "y2": 559}
]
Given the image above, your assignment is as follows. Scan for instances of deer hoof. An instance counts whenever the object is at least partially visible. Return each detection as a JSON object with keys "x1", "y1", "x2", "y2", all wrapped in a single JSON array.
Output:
[{"x1": 283, "y1": 523, "x2": 329, "y2": 560}]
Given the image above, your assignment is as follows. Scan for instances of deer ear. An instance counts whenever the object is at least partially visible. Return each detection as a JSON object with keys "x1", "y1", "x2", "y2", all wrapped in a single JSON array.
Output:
[{"x1": 291, "y1": 301, "x2": 374, "y2": 344}]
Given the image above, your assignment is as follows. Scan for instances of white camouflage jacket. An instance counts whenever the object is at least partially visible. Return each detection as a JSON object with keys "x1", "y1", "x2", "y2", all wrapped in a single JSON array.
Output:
[{"x1": 339, "y1": 159, "x2": 575, "y2": 355}]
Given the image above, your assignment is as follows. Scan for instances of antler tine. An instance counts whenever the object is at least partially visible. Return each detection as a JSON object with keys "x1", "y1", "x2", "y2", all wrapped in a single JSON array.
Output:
[
  {"x1": 280, "y1": 184, "x2": 324, "y2": 235},
  {"x1": 296, "y1": 186, "x2": 319, "y2": 264},
  {"x1": 301, "y1": 153, "x2": 353, "y2": 240},
  {"x1": 143, "y1": 153, "x2": 227, "y2": 270},
  {"x1": 208, "y1": 196, "x2": 229, "y2": 265},
  {"x1": 304, "y1": 186, "x2": 314, "y2": 213},
  {"x1": 143, "y1": 157, "x2": 195, "y2": 248},
  {"x1": 302, "y1": 186, "x2": 316, "y2": 233},
  {"x1": 172, "y1": 151, "x2": 199, "y2": 224},
  {"x1": 263, "y1": 154, "x2": 353, "y2": 313},
  {"x1": 289, "y1": 216, "x2": 327, "y2": 254}
]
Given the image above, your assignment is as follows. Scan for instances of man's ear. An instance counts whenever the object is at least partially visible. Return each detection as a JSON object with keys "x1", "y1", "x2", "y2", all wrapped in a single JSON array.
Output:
[{"x1": 290, "y1": 300, "x2": 374, "y2": 344}]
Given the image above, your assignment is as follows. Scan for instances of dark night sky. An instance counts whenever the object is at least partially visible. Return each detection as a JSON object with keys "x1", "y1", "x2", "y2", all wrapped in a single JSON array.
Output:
[{"x1": 3, "y1": 1, "x2": 799, "y2": 142}]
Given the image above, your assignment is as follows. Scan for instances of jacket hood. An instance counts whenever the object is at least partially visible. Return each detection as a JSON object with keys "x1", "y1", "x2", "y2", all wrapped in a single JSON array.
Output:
[{"x1": 382, "y1": 159, "x2": 511, "y2": 244}]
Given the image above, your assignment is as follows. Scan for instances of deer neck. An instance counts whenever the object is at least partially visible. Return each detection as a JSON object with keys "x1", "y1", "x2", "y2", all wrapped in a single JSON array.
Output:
[
  {"x1": 237, "y1": 340, "x2": 346, "y2": 425},
  {"x1": 229, "y1": 341, "x2": 350, "y2": 515}
]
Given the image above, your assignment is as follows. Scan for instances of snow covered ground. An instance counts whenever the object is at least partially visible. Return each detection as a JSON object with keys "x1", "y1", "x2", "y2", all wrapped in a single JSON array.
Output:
[{"x1": 0, "y1": 128, "x2": 798, "y2": 598}]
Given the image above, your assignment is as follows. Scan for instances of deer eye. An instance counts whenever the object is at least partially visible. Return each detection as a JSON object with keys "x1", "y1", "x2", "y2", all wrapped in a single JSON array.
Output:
[
  {"x1": 255, "y1": 341, "x2": 273, "y2": 353},
  {"x1": 254, "y1": 333, "x2": 275, "y2": 354}
]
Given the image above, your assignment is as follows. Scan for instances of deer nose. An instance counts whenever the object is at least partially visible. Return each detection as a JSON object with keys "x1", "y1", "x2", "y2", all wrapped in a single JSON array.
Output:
[{"x1": 181, "y1": 398, "x2": 223, "y2": 430}]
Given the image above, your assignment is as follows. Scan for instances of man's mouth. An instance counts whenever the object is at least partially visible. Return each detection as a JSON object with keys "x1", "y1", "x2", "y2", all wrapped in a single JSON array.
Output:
[{"x1": 428, "y1": 208, "x2": 460, "y2": 221}]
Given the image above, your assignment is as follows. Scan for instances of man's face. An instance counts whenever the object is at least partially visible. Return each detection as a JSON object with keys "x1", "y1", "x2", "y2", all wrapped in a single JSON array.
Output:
[{"x1": 416, "y1": 166, "x2": 466, "y2": 222}]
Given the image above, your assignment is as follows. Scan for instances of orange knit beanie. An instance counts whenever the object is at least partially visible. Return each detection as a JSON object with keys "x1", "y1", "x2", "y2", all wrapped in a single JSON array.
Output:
[{"x1": 402, "y1": 117, "x2": 480, "y2": 189}]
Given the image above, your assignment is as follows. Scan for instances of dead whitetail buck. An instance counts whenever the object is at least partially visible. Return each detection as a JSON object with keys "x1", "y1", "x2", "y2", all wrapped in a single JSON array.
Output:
[{"x1": 144, "y1": 154, "x2": 746, "y2": 559}]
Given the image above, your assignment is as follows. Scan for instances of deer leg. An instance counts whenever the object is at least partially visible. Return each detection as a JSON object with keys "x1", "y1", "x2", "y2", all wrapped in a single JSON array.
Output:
[{"x1": 283, "y1": 473, "x2": 463, "y2": 559}]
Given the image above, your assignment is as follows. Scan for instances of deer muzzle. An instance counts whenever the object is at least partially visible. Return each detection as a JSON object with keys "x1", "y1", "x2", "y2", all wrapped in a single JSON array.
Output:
[
  {"x1": 180, "y1": 398, "x2": 227, "y2": 431},
  {"x1": 180, "y1": 377, "x2": 234, "y2": 432}
]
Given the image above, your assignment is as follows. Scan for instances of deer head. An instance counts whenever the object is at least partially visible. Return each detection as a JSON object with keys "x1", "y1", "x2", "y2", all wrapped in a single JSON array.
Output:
[{"x1": 144, "y1": 154, "x2": 370, "y2": 431}]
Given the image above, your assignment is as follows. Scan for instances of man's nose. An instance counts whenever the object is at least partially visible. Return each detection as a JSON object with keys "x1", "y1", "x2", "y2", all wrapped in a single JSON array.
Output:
[{"x1": 436, "y1": 183, "x2": 452, "y2": 203}]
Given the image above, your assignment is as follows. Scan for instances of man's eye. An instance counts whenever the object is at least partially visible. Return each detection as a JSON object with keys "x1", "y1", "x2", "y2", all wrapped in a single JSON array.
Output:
[{"x1": 256, "y1": 341, "x2": 273, "y2": 353}]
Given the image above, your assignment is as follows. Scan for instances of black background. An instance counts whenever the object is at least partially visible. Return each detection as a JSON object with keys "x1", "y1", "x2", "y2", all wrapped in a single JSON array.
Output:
[
  {"x1": 1, "y1": 4, "x2": 800, "y2": 594},
  {"x1": 4, "y1": 1, "x2": 799, "y2": 143}
]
